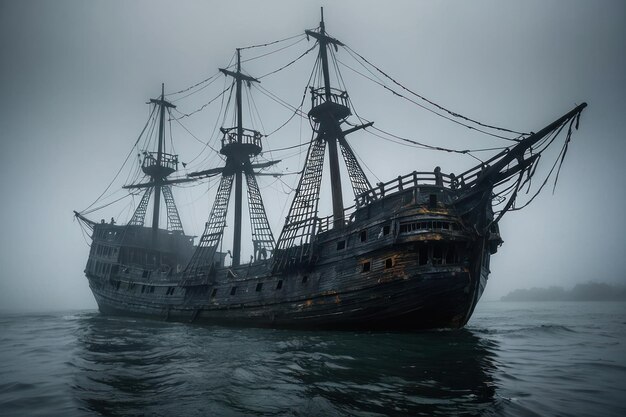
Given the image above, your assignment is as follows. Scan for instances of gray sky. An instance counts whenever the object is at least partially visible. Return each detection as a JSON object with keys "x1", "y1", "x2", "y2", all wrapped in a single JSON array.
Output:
[{"x1": 1, "y1": 0, "x2": 625, "y2": 311}]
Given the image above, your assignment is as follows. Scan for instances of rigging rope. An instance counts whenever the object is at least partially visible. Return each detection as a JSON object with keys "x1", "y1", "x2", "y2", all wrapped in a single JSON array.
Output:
[
  {"x1": 238, "y1": 32, "x2": 305, "y2": 50},
  {"x1": 166, "y1": 72, "x2": 221, "y2": 97},
  {"x1": 172, "y1": 84, "x2": 233, "y2": 119},
  {"x1": 241, "y1": 36, "x2": 307, "y2": 65},
  {"x1": 81, "y1": 105, "x2": 157, "y2": 213},
  {"x1": 258, "y1": 44, "x2": 318, "y2": 79},
  {"x1": 341, "y1": 44, "x2": 528, "y2": 141}
]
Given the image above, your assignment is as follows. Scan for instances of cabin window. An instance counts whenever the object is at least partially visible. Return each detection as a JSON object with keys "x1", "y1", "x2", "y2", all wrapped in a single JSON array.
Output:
[
  {"x1": 256, "y1": 283, "x2": 263, "y2": 292},
  {"x1": 302, "y1": 275, "x2": 308, "y2": 284},
  {"x1": 149, "y1": 286, "x2": 155, "y2": 293},
  {"x1": 336, "y1": 240, "x2": 346, "y2": 250},
  {"x1": 142, "y1": 270, "x2": 149, "y2": 278},
  {"x1": 211, "y1": 288, "x2": 218, "y2": 298},
  {"x1": 362, "y1": 261, "x2": 371, "y2": 273},
  {"x1": 418, "y1": 245, "x2": 428, "y2": 265},
  {"x1": 446, "y1": 245, "x2": 456, "y2": 264},
  {"x1": 385, "y1": 258, "x2": 393, "y2": 269},
  {"x1": 166, "y1": 287, "x2": 175, "y2": 295},
  {"x1": 141, "y1": 285, "x2": 146, "y2": 294},
  {"x1": 230, "y1": 286, "x2": 237, "y2": 296},
  {"x1": 433, "y1": 245, "x2": 444, "y2": 265},
  {"x1": 429, "y1": 194, "x2": 437, "y2": 208},
  {"x1": 443, "y1": 222, "x2": 450, "y2": 230},
  {"x1": 115, "y1": 281, "x2": 121, "y2": 291},
  {"x1": 383, "y1": 225, "x2": 391, "y2": 236},
  {"x1": 360, "y1": 230, "x2": 367, "y2": 242},
  {"x1": 276, "y1": 280, "x2": 283, "y2": 290}
]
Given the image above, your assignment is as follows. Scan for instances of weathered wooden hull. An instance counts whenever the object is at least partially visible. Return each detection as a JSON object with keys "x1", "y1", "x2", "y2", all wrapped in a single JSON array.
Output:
[
  {"x1": 84, "y1": 181, "x2": 495, "y2": 330},
  {"x1": 89, "y1": 267, "x2": 485, "y2": 330}
]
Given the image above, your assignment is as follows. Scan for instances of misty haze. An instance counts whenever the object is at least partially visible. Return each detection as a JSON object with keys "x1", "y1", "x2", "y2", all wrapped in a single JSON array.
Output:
[{"x1": 1, "y1": 1, "x2": 625, "y2": 416}]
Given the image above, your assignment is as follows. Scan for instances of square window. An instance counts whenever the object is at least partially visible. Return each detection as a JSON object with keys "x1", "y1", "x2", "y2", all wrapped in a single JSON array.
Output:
[
  {"x1": 302, "y1": 276, "x2": 308, "y2": 284},
  {"x1": 360, "y1": 230, "x2": 367, "y2": 242},
  {"x1": 211, "y1": 288, "x2": 218, "y2": 298},
  {"x1": 383, "y1": 225, "x2": 391, "y2": 235},
  {"x1": 336, "y1": 240, "x2": 346, "y2": 250},
  {"x1": 256, "y1": 283, "x2": 263, "y2": 292},
  {"x1": 276, "y1": 280, "x2": 283, "y2": 290},
  {"x1": 230, "y1": 286, "x2": 237, "y2": 296},
  {"x1": 362, "y1": 261, "x2": 371, "y2": 273},
  {"x1": 418, "y1": 245, "x2": 428, "y2": 265},
  {"x1": 385, "y1": 258, "x2": 393, "y2": 269}
]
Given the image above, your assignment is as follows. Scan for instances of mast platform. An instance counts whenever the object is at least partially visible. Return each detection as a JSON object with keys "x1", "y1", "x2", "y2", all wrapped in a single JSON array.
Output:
[
  {"x1": 141, "y1": 151, "x2": 178, "y2": 178},
  {"x1": 220, "y1": 127, "x2": 263, "y2": 158},
  {"x1": 308, "y1": 87, "x2": 351, "y2": 122}
]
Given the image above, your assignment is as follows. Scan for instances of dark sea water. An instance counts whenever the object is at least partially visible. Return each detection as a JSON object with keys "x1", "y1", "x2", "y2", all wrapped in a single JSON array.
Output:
[{"x1": 0, "y1": 302, "x2": 625, "y2": 417}]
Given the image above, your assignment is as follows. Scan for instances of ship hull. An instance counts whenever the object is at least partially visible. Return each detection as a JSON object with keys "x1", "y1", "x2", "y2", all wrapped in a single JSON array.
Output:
[
  {"x1": 88, "y1": 267, "x2": 485, "y2": 330},
  {"x1": 83, "y1": 180, "x2": 495, "y2": 330}
]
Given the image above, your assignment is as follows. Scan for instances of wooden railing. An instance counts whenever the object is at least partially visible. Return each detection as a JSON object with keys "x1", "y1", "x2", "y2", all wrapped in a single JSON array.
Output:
[
  {"x1": 354, "y1": 169, "x2": 465, "y2": 207},
  {"x1": 220, "y1": 127, "x2": 263, "y2": 151},
  {"x1": 314, "y1": 205, "x2": 356, "y2": 234},
  {"x1": 143, "y1": 151, "x2": 178, "y2": 172},
  {"x1": 310, "y1": 87, "x2": 350, "y2": 110}
]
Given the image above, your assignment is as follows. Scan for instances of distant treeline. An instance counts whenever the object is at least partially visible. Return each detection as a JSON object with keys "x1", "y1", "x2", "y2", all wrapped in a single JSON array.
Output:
[{"x1": 501, "y1": 283, "x2": 626, "y2": 301}]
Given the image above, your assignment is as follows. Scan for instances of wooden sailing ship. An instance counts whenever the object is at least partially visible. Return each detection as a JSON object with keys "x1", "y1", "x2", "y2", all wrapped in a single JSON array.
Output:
[{"x1": 75, "y1": 11, "x2": 586, "y2": 330}]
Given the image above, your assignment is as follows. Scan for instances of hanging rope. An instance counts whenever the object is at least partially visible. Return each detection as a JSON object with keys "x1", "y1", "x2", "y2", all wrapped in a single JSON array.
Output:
[
  {"x1": 258, "y1": 44, "x2": 318, "y2": 79},
  {"x1": 341, "y1": 44, "x2": 529, "y2": 140},
  {"x1": 238, "y1": 32, "x2": 305, "y2": 50},
  {"x1": 171, "y1": 84, "x2": 233, "y2": 119},
  {"x1": 81, "y1": 105, "x2": 157, "y2": 213},
  {"x1": 166, "y1": 71, "x2": 221, "y2": 97}
]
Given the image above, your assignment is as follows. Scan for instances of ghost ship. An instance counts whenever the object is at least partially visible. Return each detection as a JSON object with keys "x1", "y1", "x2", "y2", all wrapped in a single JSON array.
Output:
[{"x1": 74, "y1": 11, "x2": 586, "y2": 329}]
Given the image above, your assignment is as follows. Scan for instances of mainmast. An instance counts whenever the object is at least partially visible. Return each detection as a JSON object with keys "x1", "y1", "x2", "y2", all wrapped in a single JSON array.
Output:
[
  {"x1": 149, "y1": 84, "x2": 175, "y2": 230},
  {"x1": 220, "y1": 49, "x2": 260, "y2": 266},
  {"x1": 183, "y1": 50, "x2": 276, "y2": 281}
]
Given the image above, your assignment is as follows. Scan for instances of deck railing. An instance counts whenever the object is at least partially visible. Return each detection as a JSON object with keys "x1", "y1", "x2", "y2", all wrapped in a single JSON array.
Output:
[
  {"x1": 354, "y1": 169, "x2": 466, "y2": 207},
  {"x1": 314, "y1": 205, "x2": 356, "y2": 234}
]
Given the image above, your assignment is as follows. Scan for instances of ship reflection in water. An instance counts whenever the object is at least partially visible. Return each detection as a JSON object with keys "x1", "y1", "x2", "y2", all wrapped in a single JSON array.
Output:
[{"x1": 72, "y1": 314, "x2": 497, "y2": 416}]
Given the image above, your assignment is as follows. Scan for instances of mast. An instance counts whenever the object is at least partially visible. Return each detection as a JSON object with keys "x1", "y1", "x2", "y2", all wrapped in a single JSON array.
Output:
[
  {"x1": 315, "y1": 8, "x2": 344, "y2": 228},
  {"x1": 233, "y1": 49, "x2": 244, "y2": 267},
  {"x1": 274, "y1": 9, "x2": 374, "y2": 267},
  {"x1": 219, "y1": 50, "x2": 261, "y2": 266},
  {"x1": 152, "y1": 83, "x2": 166, "y2": 231},
  {"x1": 184, "y1": 52, "x2": 277, "y2": 281},
  {"x1": 135, "y1": 83, "x2": 177, "y2": 232}
]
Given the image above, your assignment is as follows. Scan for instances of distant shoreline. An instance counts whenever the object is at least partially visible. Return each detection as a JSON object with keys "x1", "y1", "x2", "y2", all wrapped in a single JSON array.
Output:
[{"x1": 501, "y1": 282, "x2": 626, "y2": 302}]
